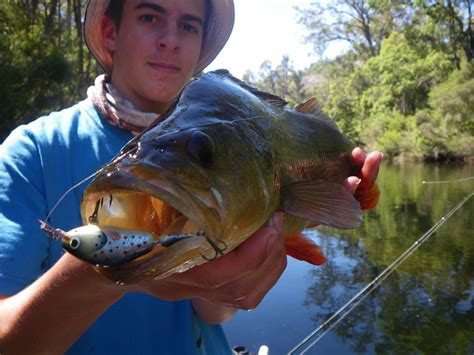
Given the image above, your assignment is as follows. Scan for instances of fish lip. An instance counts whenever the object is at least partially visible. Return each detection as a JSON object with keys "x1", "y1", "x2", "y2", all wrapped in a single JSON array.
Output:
[
  {"x1": 81, "y1": 168, "x2": 222, "y2": 240},
  {"x1": 80, "y1": 167, "x2": 226, "y2": 283}
]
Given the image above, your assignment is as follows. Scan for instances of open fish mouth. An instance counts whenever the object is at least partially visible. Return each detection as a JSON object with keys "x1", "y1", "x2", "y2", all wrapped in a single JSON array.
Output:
[
  {"x1": 82, "y1": 190, "x2": 197, "y2": 243},
  {"x1": 80, "y1": 170, "x2": 225, "y2": 281}
]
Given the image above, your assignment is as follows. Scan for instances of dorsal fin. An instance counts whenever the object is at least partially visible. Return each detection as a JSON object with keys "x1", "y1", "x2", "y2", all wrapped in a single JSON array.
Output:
[
  {"x1": 254, "y1": 92, "x2": 288, "y2": 108},
  {"x1": 295, "y1": 97, "x2": 321, "y2": 114},
  {"x1": 211, "y1": 69, "x2": 288, "y2": 108}
]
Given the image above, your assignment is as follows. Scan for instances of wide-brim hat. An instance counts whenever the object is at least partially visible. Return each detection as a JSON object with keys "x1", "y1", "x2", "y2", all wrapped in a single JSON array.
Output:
[{"x1": 84, "y1": 0, "x2": 234, "y2": 75}]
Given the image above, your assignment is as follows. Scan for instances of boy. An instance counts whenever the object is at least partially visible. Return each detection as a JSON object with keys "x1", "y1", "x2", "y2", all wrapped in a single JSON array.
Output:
[{"x1": 0, "y1": 0, "x2": 382, "y2": 353}]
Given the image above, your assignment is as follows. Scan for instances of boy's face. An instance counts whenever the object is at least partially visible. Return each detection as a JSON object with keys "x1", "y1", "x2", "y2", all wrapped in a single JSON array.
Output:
[{"x1": 103, "y1": 0, "x2": 205, "y2": 113}]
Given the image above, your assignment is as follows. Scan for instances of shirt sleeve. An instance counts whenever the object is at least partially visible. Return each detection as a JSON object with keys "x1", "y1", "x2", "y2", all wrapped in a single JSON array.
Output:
[{"x1": 0, "y1": 125, "x2": 51, "y2": 295}]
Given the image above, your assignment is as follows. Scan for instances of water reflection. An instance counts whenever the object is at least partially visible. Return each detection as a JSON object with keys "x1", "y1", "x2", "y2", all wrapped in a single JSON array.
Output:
[
  {"x1": 224, "y1": 163, "x2": 474, "y2": 354},
  {"x1": 306, "y1": 163, "x2": 474, "y2": 354}
]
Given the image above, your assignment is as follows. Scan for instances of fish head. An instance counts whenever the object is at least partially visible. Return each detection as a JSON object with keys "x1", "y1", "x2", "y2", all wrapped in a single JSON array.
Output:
[{"x1": 80, "y1": 71, "x2": 281, "y2": 282}]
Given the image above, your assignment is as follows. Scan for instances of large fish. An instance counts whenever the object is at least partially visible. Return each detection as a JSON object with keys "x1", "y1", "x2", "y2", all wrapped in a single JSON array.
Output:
[{"x1": 77, "y1": 70, "x2": 379, "y2": 283}]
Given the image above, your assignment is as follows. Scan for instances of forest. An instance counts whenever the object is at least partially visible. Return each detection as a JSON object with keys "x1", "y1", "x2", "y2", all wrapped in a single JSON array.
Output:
[{"x1": 1, "y1": 1, "x2": 473, "y2": 162}]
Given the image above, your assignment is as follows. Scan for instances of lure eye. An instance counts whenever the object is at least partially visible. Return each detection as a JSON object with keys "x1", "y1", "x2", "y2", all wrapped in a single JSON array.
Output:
[
  {"x1": 186, "y1": 131, "x2": 215, "y2": 168},
  {"x1": 70, "y1": 238, "x2": 80, "y2": 250}
]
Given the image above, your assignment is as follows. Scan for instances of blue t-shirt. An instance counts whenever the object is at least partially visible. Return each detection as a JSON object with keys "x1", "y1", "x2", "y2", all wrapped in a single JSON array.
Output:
[{"x1": 0, "y1": 99, "x2": 231, "y2": 354}]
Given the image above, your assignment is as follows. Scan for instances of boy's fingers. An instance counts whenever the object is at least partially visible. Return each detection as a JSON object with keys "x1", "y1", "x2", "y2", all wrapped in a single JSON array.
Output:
[
  {"x1": 361, "y1": 151, "x2": 383, "y2": 183},
  {"x1": 343, "y1": 176, "x2": 362, "y2": 195},
  {"x1": 351, "y1": 147, "x2": 367, "y2": 167}
]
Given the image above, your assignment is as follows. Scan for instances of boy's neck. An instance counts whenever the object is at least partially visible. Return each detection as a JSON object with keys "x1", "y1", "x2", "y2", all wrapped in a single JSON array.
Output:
[{"x1": 109, "y1": 77, "x2": 174, "y2": 115}]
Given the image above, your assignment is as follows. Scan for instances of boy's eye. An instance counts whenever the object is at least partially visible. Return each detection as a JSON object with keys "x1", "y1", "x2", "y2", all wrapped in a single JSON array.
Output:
[
  {"x1": 180, "y1": 22, "x2": 199, "y2": 34},
  {"x1": 139, "y1": 14, "x2": 158, "y2": 23}
]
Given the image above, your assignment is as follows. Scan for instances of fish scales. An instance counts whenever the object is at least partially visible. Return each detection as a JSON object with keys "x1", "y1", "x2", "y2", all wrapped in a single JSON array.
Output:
[{"x1": 74, "y1": 70, "x2": 379, "y2": 283}]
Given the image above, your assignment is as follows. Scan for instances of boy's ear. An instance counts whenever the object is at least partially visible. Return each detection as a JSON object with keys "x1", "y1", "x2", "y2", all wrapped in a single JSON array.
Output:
[{"x1": 101, "y1": 15, "x2": 118, "y2": 52}]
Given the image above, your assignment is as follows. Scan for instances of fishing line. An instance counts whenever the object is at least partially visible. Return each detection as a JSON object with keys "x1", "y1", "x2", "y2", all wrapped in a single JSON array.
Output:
[
  {"x1": 288, "y1": 190, "x2": 473, "y2": 355},
  {"x1": 44, "y1": 171, "x2": 98, "y2": 223},
  {"x1": 422, "y1": 176, "x2": 474, "y2": 184}
]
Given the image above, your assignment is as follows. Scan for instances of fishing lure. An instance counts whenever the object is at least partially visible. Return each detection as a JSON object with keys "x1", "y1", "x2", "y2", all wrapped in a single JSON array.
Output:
[{"x1": 38, "y1": 220, "x2": 201, "y2": 267}]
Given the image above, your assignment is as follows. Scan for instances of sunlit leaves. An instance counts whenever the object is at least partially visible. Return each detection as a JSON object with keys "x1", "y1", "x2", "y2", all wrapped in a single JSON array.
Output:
[{"x1": 0, "y1": 0, "x2": 100, "y2": 142}]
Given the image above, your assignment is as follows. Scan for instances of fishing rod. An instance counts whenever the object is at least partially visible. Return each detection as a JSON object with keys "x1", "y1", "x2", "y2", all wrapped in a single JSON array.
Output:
[{"x1": 288, "y1": 190, "x2": 473, "y2": 354}]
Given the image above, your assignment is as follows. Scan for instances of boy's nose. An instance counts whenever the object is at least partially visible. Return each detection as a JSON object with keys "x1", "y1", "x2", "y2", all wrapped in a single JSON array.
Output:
[{"x1": 157, "y1": 24, "x2": 179, "y2": 50}]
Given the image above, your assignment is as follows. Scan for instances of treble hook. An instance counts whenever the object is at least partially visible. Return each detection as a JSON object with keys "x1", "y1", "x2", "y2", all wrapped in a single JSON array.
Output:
[
  {"x1": 88, "y1": 198, "x2": 103, "y2": 224},
  {"x1": 199, "y1": 232, "x2": 228, "y2": 261}
]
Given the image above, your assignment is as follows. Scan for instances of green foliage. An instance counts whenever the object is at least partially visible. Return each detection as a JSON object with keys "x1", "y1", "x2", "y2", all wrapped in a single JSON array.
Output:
[
  {"x1": 248, "y1": 26, "x2": 468, "y2": 162},
  {"x1": 351, "y1": 32, "x2": 459, "y2": 159},
  {"x1": 241, "y1": 1, "x2": 473, "y2": 162},
  {"x1": 430, "y1": 61, "x2": 474, "y2": 131},
  {"x1": 360, "y1": 32, "x2": 454, "y2": 116},
  {"x1": 308, "y1": 53, "x2": 364, "y2": 142},
  {"x1": 418, "y1": 0, "x2": 474, "y2": 66},
  {"x1": 0, "y1": 0, "x2": 100, "y2": 142},
  {"x1": 421, "y1": 61, "x2": 474, "y2": 160}
]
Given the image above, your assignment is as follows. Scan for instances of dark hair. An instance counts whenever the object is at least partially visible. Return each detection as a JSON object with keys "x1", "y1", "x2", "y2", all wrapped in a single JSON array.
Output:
[
  {"x1": 105, "y1": 0, "x2": 212, "y2": 35},
  {"x1": 105, "y1": 0, "x2": 126, "y2": 30}
]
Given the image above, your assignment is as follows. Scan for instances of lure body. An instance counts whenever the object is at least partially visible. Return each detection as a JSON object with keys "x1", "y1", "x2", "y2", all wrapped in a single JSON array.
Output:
[
  {"x1": 41, "y1": 222, "x2": 155, "y2": 266},
  {"x1": 38, "y1": 220, "x2": 198, "y2": 267},
  {"x1": 65, "y1": 224, "x2": 155, "y2": 266}
]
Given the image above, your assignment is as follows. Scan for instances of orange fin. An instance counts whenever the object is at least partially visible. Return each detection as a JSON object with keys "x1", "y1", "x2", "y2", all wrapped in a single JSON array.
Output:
[
  {"x1": 284, "y1": 234, "x2": 327, "y2": 266},
  {"x1": 354, "y1": 181, "x2": 380, "y2": 210},
  {"x1": 295, "y1": 98, "x2": 321, "y2": 114}
]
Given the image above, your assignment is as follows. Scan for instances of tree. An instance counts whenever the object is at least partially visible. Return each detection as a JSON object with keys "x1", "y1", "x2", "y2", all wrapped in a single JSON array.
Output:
[
  {"x1": 295, "y1": 0, "x2": 410, "y2": 59},
  {"x1": 418, "y1": 0, "x2": 473, "y2": 68},
  {"x1": 0, "y1": 0, "x2": 100, "y2": 142},
  {"x1": 360, "y1": 32, "x2": 454, "y2": 116},
  {"x1": 243, "y1": 56, "x2": 307, "y2": 106},
  {"x1": 304, "y1": 53, "x2": 366, "y2": 142},
  {"x1": 418, "y1": 61, "x2": 474, "y2": 160}
]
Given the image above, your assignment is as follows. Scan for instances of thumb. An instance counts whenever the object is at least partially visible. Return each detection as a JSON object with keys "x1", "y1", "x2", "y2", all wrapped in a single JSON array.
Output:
[{"x1": 264, "y1": 212, "x2": 283, "y2": 234}]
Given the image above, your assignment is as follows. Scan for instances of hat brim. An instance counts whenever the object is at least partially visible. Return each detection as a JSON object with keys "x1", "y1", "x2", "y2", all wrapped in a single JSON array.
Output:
[{"x1": 84, "y1": 0, "x2": 234, "y2": 75}]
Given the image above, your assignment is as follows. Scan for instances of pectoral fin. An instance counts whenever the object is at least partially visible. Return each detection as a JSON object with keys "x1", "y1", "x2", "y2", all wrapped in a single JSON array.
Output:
[
  {"x1": 281, "y1": 180, "x2": 363, "y2": 229},
  {"x1": 284, "y1": 234, "x2": 326, "y2": 265}
]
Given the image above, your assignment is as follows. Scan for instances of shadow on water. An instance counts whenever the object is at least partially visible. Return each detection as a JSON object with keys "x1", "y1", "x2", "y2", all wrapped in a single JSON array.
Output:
[{"x1": 224, "y1": 163, "x2": 474, "y2": 354}]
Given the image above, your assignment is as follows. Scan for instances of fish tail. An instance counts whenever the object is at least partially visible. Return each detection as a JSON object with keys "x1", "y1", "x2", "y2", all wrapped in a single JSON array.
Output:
[
  {"x1": 354, "y1": 181, "x2": 380, "y2": 210},
  {"x1": 284, "y1": 234, "x2": 326, "y2": 266}
]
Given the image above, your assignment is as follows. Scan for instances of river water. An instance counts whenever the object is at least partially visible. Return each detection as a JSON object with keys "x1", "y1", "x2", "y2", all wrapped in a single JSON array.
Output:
[{"x1": 223, "y1": 163, "x2": 474, "y2": 354}]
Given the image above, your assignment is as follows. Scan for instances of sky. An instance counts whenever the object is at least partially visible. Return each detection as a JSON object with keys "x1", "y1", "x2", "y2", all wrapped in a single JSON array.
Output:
[{"x1": 205, "y1": 0, "x2": 324, "y2": 78}]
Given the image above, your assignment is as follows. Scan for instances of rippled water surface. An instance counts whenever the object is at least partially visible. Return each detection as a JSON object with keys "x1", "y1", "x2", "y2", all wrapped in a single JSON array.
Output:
[{"x1": 224, "y1": 163, "x2": 474, "y2": 354}]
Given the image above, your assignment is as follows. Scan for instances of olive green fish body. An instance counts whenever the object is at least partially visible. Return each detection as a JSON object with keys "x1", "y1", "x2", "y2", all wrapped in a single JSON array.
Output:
[{"x1": 80, "y1": 70, "x2": 367, "y2": 283}]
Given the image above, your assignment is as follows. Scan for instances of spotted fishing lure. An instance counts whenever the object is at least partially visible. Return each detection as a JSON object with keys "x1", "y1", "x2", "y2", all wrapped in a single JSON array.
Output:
[{"x1": 38, "y1": 220, "x2": 200, "y2": 266}]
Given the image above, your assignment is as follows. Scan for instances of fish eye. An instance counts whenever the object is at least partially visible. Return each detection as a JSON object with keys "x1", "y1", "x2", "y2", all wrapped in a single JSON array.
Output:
[
  {"x1": 70, "y1": 238, "x2": 80, "y2": 250},
  {"x1": 186, "y1": 131, "x2": 215, "y2": 168}
]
